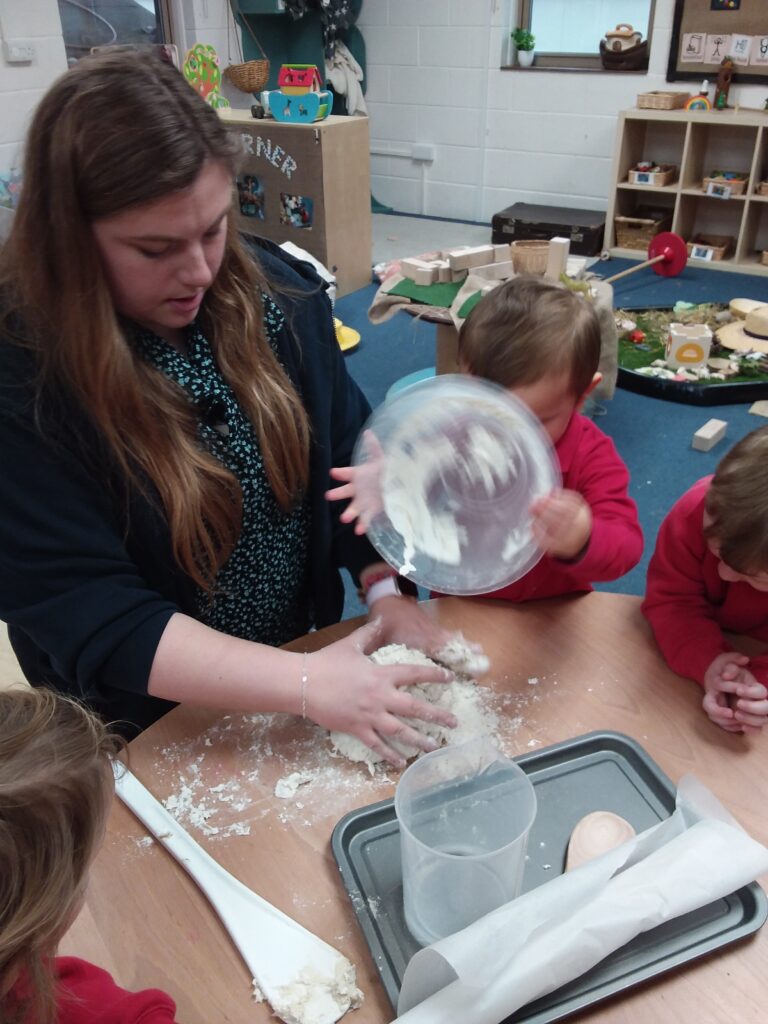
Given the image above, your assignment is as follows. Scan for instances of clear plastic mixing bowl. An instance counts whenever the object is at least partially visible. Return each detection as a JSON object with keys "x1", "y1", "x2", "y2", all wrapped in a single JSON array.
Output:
[{"x1": 352, "y1": 375, "x2": 561, "y2": 595}]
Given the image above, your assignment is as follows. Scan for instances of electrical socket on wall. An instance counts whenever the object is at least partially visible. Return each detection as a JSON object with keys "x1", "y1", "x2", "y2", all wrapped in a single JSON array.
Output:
[
  {"x1": 411, "y1": 143, "x2": 435, "y2": 162},
  {"x1": 3, "y1": 39, "x2": 36, "y2": 64}
]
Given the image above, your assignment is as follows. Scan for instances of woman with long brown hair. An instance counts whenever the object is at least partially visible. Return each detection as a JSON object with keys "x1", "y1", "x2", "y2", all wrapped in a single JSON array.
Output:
[{"x1": 0, "y1": 50, "x2": 454, "y2": 766}]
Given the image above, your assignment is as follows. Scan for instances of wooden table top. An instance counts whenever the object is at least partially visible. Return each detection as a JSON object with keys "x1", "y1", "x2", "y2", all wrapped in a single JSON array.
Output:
[{"x1": 61, "y1": 593, "x2": 768, "y2": 1023}]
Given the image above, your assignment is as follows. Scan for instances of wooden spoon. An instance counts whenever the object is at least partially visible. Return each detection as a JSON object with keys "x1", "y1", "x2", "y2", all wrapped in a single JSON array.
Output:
[{"x1": 565, "y1": 811, "x2": 636, "y2": 871}]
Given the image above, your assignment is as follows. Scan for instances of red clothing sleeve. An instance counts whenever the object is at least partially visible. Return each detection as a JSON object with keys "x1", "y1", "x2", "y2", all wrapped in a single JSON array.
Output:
[
  {"x1": 554, "y1": 416, "x2": 643, "y2": 585},
  {"x1": 472, "y1": 414, "x2": 642, "y2": 603},
  {"x1": 55, "y1": 957, "x2": 177, "y2": 1024},
  {"x1": 642, "y1": 477, "x2": 729, "y2": 686}
]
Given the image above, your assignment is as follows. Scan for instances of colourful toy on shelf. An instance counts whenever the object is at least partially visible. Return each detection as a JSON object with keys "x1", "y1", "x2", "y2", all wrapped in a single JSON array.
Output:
[
  {"x1": 266, "y1": 64, "x2": 331, "y2": 123},
  {"x1": 684, "y1": 80, "x2": 711, "y2": 111},
  {"x1": 182, "y1": 44, "x2": 230, "y2": 109}
]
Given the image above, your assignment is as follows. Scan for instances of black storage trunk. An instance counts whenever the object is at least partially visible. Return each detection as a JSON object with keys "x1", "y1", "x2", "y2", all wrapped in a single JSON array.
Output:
[{"x1": 491, "y1": 203, "x2": 606, "y2": 256}]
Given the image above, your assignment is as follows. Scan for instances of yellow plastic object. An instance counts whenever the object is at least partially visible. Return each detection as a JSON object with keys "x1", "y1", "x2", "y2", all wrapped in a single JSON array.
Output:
[{"x1": 334, "y1": 317, "x2": 361, "y2": 352}]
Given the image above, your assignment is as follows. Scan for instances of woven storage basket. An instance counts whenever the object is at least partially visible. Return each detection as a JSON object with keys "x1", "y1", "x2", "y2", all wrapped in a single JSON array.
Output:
[
  {"x1": 627, "y1": 164, "x2": 677, "y2": 187},
  {"x1": 510, "y1": 240, "x2": 549, "y2": 275},
  {"x1": 225, "y1": 58, "x2": 270, "y2": 94},
  {"x1": 636, "y1": 90, "x2": 689, "y2": 110},
  {"x1": 686, "y1": 234, "x2": 735, "y2": 261},
  {"x1": 702, "y1": 174, "x2": 748, "y2": 196},
  {"x1": 614, "y1": 211, "x2": 672, "y2": 249},
  {"x1": 225, "y1": 3, "x2": 270, "y2": 94}
]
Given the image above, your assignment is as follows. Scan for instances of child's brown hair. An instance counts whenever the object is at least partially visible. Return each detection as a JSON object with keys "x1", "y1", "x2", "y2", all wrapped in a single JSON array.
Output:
[
  {"x1": 458, "y1": 276, "x2": 602, "y2": 396},
  {"x1": 704, "y1": 425, "x2": 768, "y2": 574},
  {"x1": 0, "y1": 687, "x2": 123, "y2": 1024}
]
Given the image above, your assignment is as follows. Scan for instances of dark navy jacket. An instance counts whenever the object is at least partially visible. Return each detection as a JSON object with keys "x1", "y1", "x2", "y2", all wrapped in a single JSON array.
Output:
[{"x1": 0, "y1": 239, "x2": 377, "y2": 733}]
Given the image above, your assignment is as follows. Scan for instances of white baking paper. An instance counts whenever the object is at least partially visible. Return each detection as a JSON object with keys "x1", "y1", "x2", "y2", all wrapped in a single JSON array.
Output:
[{"x1": 393, "y1": 775, "x2": 768, "y2": 1024}]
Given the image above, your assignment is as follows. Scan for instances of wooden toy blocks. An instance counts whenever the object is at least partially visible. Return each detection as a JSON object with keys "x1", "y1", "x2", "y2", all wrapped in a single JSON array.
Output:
[{"x1": 692, "y1": 419, "x2": 727, "y2": 452}]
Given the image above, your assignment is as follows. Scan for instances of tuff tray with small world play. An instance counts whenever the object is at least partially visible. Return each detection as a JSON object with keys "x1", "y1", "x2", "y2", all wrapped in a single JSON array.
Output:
[{"x1": 617, "y1": 299, "x2": 768, "y2": 405}]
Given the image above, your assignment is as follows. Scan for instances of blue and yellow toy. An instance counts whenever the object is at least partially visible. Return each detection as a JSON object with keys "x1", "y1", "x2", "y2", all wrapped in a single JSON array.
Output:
[{"x1": 266, "y1": 64, "x2": 331, "y2": 123}]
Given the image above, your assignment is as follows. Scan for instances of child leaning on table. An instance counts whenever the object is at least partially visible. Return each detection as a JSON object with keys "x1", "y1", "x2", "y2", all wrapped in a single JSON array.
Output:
[
  {"x1": 455, "y1": 276, "x2": 643, "y2": 600},
  {"x1": 0, "y1": 687, "x2": 178, "y2": 1024},
  {"x1": 642, "y1": 426, "x2": 768, "y2": 735},
  {"x1": 329, "y1": 277, "x2": 643, "y2": 599}
]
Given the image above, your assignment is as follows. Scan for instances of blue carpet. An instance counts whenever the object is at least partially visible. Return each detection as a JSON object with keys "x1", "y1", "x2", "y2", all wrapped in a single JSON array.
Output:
[
  {"x1": 596, "y1": 257, "x2": 768, "y2": 309},
  {"x1": 335, "y1": 263, "x2": 768, "y2": 612}
]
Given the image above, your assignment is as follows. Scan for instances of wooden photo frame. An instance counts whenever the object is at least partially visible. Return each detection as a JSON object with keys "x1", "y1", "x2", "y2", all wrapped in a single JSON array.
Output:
[{"x1": 667, "y1": 0, "x2": 768, "y2": 84}]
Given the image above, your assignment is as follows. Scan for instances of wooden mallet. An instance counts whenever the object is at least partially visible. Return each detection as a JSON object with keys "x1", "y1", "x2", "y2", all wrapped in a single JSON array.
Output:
[{"x1": 603, "y1": 231, "x2": 688, "y2": 285}]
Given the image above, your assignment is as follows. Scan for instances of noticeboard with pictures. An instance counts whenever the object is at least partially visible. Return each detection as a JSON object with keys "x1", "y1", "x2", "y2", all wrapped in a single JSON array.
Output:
[{"x1": 668, "y1": 0, "x2": 768, "y2": 83}]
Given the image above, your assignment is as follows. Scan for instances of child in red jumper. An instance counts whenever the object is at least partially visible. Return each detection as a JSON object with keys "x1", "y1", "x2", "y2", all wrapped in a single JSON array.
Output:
[
  {"x1": 643, "y1": 426, "x2": 768, "y2": 735},
  {"x1": 0, "y1": 687, "x2": 178, "y2": 1024},
  {"x1": 455, "y1": 276, "x2": 642, "y2": 600},
  {"x1": 329, "y1": 277, "x2": 642, "y2": 598}
]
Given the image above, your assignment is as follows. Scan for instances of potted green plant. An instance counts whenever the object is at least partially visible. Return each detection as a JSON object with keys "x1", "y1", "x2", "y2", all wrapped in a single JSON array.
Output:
[{"x1": 511, "y1": 27, "x2": 535, "y2": 67}]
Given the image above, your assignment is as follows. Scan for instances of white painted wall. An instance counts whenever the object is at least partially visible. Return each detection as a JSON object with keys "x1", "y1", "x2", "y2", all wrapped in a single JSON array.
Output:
[
  {"x1": 361, "y1": 0, "x2": 767, "y2": 222},
  {"x1": 0, "y1": 0, "x2": 67, "y2": 175}
]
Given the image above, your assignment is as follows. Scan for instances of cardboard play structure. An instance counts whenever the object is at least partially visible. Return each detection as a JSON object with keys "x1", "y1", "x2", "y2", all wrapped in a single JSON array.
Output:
[{"x1": 220, "y1": 109, "x2": 371, "y2": 298}]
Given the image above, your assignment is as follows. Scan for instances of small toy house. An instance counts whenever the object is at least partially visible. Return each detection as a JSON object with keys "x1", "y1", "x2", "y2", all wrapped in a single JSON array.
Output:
[
  {"x1": 666, "y1": 323, "x2": 712, "y2": 368},
  {"x1": 268, "y1": 63, "x2": 331, "y2": 123},
  {"x1": 278, "y1": 64, "x2": 324, "y2": 96}
]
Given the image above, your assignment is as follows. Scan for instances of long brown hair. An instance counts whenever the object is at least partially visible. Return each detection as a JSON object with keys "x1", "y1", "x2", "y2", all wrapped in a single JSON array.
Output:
[
  {"x1": 0, "y1": 687, "x2": 124, "y2": 1024},
  {"x1": 0, "y1": 51, "x2": 310, "y2": 589},
  {"x1": 458, "y1": 276, "x2": 601, "y2": 397}
]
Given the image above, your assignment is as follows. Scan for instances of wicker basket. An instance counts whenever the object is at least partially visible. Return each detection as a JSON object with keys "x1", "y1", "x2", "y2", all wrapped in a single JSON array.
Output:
[
  {"x1": 686, "y1": 234, "x2": 735, "y2": 261},
  {"x1": 509, "y1": 240, "x2": 549, "y2": 275},
  {"x1": 627, "y1": 163, "x2": 677, "y2": 187},
  {"x1": 614, "y1": 211, "x2": 672, "y2": 249},
  {"x1": 224, "y1": 58, "x2": 270, "y2": 94},
  {"x1": 758, "y1": 181, "x2": 768, "y2": 196},
  {"x1": 225, "y1": 2, "x2": 270, "y2": 95},
  {"x1": 636, "y1": 90, "x2": 690, "y2": 110},
  {"x1": 702, "y1": 174, "x2": 748, "y2": 197}
]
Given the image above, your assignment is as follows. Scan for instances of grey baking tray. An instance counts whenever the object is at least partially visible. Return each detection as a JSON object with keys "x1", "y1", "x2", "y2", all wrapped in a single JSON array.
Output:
[{"x1": 331, "y1": 731, "x2": 767, "y2": 1023}]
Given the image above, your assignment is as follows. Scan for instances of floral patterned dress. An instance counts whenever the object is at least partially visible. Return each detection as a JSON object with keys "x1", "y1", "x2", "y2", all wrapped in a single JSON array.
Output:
[{"x1": 131, "y1": 296, "x2": 311, "y2": 646}]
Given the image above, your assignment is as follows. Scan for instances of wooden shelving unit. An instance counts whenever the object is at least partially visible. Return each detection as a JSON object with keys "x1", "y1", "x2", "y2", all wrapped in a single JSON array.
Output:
[{"x1": 605, "y1": 107, "x2": 768, "y2": 277}]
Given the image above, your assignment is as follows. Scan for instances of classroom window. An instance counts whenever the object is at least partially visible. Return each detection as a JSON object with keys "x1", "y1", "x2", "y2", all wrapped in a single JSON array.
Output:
[
  {"x1": 513, "y1": 0, "x2": 656, "y2": 70},
  {"x1": 58, "y1": 1, "x2": 174, "y2": 64}
]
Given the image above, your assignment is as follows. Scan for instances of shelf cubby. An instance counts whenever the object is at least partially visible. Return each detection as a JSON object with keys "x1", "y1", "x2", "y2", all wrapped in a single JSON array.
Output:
[{"x1": 606, "y1": 109, "x2": 768, "y2": 277}]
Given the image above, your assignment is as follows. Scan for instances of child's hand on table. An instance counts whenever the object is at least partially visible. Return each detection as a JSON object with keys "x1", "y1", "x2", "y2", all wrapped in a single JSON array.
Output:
[
  {"x1": 530, "y1": 488, "x2": 592, "y2": 561},
  {"x1": 368, "y1": 592, "x2": 455, "y2": 662},
  {"x1": 703, "y1": 652, "x2": 768, "y2": 735},
  {"x1": 326, "y1": 429, "x2": 383, "y2": 535}
]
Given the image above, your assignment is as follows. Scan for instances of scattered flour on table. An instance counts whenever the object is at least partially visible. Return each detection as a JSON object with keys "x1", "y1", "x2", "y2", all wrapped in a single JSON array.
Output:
[
  {"x1": 147, "y1": 645, "x2": 554, "y2": 841},
  {"x1": 434, "y1": 632, "x2": 490, "y2": 676},
  {"x1": 329, "y1": 642, "x2": 499, "y2": 771},
  {"x1": 274, "y1": 771, "x2": 315, "y2": 799}
]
